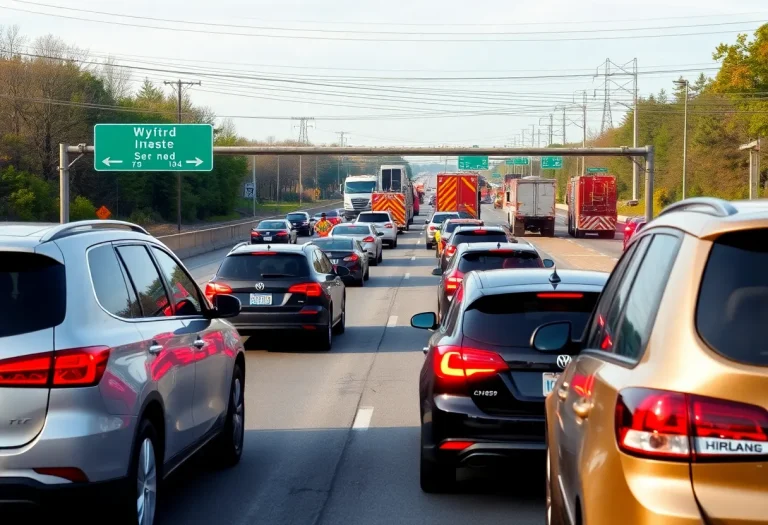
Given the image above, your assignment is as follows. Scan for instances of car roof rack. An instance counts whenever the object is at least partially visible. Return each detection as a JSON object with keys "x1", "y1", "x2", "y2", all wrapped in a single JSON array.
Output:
[
  {"x1": 658, "y1": 197, "x2": 738, "y2": 218},
  {"x1": 40, "y1": 220, "x2": 150, "y2": 243},
  {"x1": 228, "y1": 241, "x2": 250, "y2": 254}
]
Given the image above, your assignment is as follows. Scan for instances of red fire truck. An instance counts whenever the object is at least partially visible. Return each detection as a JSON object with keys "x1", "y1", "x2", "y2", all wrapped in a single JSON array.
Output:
[
  {"x1": 435, "y1": 173, "x2": 480, "y2": 218},
  {"x1": 566, "y1": 175, "x2": 618, "y2": 239}
]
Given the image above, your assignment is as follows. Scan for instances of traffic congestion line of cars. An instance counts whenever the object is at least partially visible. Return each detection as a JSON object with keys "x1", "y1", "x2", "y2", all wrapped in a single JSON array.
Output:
[{"x1": 413, "y1": 197, "x2": 768, "y2": 525}]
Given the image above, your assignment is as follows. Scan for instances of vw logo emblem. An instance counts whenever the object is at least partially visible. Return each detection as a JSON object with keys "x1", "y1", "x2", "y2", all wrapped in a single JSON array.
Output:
[
  {"x1": 254, "y1": 282, "x2": 265, "y2": 291},
  {"x1": 556, "y1": 355, "x2": 572, "y2": 370}
]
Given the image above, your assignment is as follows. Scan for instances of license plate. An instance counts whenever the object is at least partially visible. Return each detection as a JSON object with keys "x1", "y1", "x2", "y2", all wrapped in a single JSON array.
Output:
[
  {"x1": 249, "y1": 293, "x2": 272, "y2": 306},
  {"x1": 542, "y1": 372, "x2": 560, "y2": 396},
  {"x1": 263, "y1": 236, "x2": 272, "y2": 241}
]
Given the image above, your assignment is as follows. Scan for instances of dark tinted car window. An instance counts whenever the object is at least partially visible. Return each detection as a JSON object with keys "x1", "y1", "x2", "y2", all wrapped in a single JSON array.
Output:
[
  {"x1": 458, "y1": 251, "x2": 542, "y2": 272},
  {"x1": 325, "y1": 210, "x2": 339, "y2": 217},
  {"x1": 333, "y1": 225, "x2": 370, "y2": 235},
  {"x1": 358, "y1": 213, "x2": 390, "y2": 223},
  {"x1": 446, "y1": 221, "x2": 482, "y2": 234},
  {"x1": 89, "y1": 244, "x2": 140, "y2": 318},
  {"x1": 431, "y1": 213, "x2": 457, "y2": 224},
  {"x1": 152, "y1": 248, "x2": 203, "y2": 316},
  {"x1": 463, "y1": 292, "x2": 600, "y2": 347},
  {"x1": 116, "y1": 245, "x2": 172, "y2": 318},
  {"x1": 218, "y1": 254, "x2": 310, "y2": 280},
  {"x1": 312, "y1": 239, "x2": 354, "y2": 251},
  {"x1": 697, "y1": 229, "x2": 768, "y2": 367},
  {"x1": 286, "y1": 213, "x2": 307, "y2": 220},
  {"x1": 0, "y1": 253, "x2": 66, "y2": 337},
  {"x1": 259, "y1": 221, "x2": 288, "y2": 229},
  {"x1": 613, "y1": 234, "x2": 680, "y2": 360},
  {"x1": 452, "y1": 231, "x2": 507, "y2": 245}
]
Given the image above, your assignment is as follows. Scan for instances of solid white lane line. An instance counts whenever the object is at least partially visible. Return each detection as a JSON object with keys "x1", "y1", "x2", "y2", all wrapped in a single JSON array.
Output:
[
  {"x1": 411, "y1": 256, "x2": 416, "y2": 261},
  {"x1": 404, "y1": 273, "x2": 410, "y2": 280},
  {"x1": 387, "y1": 315, "x2": 398, "y2": 327},
  {"x1": 352, "y1": 407, "x2": 374, "y2": 430}
]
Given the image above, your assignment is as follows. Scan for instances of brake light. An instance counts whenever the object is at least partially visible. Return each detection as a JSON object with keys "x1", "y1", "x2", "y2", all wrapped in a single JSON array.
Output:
[
  {"x1": 34, "y1": 467, "x2": 89, "y2": 483},
  {"x1": 205, "y1": 282, "x2": 232, "y2": 303},
  {"x1": 362, "y1": 236, "x2": 375, "y2": 242},
  {"x1": 429, "y1": 226, "x2": 437, "y2": 231},
  {"x1": 570, "y1": 373, "x2": 595, "y2": 397},
  {"x1": 384, "y1": 223, "x2": 394, "y2": 229},
  {"x1": 432, "y1": 345, "x2": 508, "y2": 394},
  {"x1": 343, "y1": 254, "x2": 359, "y2": 262},
  {"x1": 251, "y1": 231, "x2": 261, "y2": 237},
  {"x1": 616, "y1": 388, "x2": 768, "y2": 461},
  {"x1": 0, "y1": 347, "x2": 110, "y2": 388},
  {"x1": 440, "y1": 441, "x2": 474, "y2": 451},
  {"x1": 444, "y1": 270, "x2": 464, "y2": 295},
  {"x1": 537, "y1": 293, "x2": 584, "y2": 299},
  {"x1": 445, "y1": 245, "x2": 457, "y2": 257},
  {"x1": 288, "y1": 282, "x2": 325, "y2": 297},
  {"x1": 276, "y1": 231, "x2": 288, "y2": 236},
  {"x1": 473, "y1": 229, "x2": 487, "y2": 234},
  {"x1": 625, "y1": 225, "x2": 632, "y2": 232}
]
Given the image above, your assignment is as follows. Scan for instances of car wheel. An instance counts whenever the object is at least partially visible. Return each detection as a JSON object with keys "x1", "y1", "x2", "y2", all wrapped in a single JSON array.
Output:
[
  {"x1": 317, "y1": 309, "x2": 333, "y2": 351},
  {"x1": 210, "y1": 362, "x2": 245, "y2": 468},
  {"x1": 420, "y1": 450, "x2": 454, "y2": 493},
  {"x1": 377, "y1": 249, "x2": 383, "y2": 263},
  {"x1": 393, "y1": 238, "x2": 398, "y2": 248},
  {"x1": 364, "y1": 266, "x2": 370, "y2": 280},
  {"x1": 120, "y1": 419, "x2": 160, "y2": 525},
  {"x1": 425, "y1": 242, "x2": 432, "y2": 250},
  {"x1": 332, "y1": 297, "x2": 346, "y2": 335},
  {"x1": 370, "y1": 255, "x2": 378, "y2": 267}
]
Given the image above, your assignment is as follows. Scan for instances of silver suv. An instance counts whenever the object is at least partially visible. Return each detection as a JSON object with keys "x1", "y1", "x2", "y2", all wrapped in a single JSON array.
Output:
[{"x1": 0, "y1": 221, "x2": 245, "y2": 524}]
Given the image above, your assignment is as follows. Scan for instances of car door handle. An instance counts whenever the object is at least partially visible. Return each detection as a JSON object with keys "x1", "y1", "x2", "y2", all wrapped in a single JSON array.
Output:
[
  {"x1": 149, "y1": 343, "x2": 163, "y2": 355},
  {"x1": 193, "y1": 338, "x2": 206, "y2": 349},
  {"x1": 557, "y1": 383, "x2": 569, "y2": 401},
  {"x1": 572, "y1": 398, "x2": 592, "y2": 419}
]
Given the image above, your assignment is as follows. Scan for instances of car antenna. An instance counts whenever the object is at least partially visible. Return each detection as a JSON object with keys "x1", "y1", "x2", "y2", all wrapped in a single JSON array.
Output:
[
  {"x1": 267, "y1": 245, "x2": 271, "y2": 250},
  {"x1": 549, "y1": 266, "x2": 561, "y2": 284},
  {"x1": 497, "y1": 242, "x2": 501, "y2": 249}
]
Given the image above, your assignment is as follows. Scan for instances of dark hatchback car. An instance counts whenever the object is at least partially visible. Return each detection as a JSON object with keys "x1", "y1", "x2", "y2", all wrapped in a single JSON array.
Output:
[
  {"x1": 310, "y1": 237, "x2": 369, "y2": 287},
  {"x1": 251, "y1": 219, "x2": 298, "y2": 244},
  {"x1": 438, "y1": 225, "x2": 513, "y2": 272},
  {"x1": 411, "y1": 268, "x2": 607, "y2": 493},
  {"x1": 206, "y1": 244, "x2": 349, "y2": 350},
  {"x1": 286, "y1": 212, "x2": 312, "y2": 236},
  {"x1": 433, "y1": 242, "x2": 553, "y2": 321}
]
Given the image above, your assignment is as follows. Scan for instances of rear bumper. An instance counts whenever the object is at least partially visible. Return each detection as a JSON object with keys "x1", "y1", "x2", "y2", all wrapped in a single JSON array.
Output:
[
  {"x1": 250, "y1": 237, "x2": 291, "y2": 244},
  {"x1": 230, "y1": 308, "x2": 331, "y2": 331},
  {"x1": 423, "y1": 394, "x2": 546, "y2": 467},
  {"x1": 0, "y1": 476, "x2": 124, "y2": 508}
]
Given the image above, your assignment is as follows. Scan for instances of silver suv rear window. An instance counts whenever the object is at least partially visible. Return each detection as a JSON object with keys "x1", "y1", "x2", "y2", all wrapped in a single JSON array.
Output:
[
  {"x1": 697, "y1": 229, "x2": 768, "y2": 366},
  {"x1": 0, "y1": 253, "x2": 66, "y2": 337}
]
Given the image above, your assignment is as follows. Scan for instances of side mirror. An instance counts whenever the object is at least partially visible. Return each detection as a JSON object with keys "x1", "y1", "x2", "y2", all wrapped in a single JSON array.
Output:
[
  {"x1": 543, "y1": 259, "x2": 555, "y2": 268},
  {"x1": 431, "y1": 267, "x2": 443, "y2": 276},
  {"x1": 362, "y1": 248, "x2": 368, "y2": 252},
  {"x1": 209, "y1": 294, "x2": 241, "y2": 319},
  {"x1": 335, "y1": 266, "x2": 351, "y2": 277},
  {"x1": 424, "y1": 219, "x2": 429, "y2": 224},
  {"x1": 411, "y1": 312, "x2": 438, "y2": 331},
  {"x1": 530, "y1": 321, "x2": 573, "y2": 353},
  {"x1": 377, "y1": 232, "x2": 385, "y2": 237}
]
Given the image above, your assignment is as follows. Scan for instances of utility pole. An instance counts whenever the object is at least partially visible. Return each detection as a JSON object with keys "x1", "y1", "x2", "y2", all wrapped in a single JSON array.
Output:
[
  {"x1": 277, "y1": 155, "x2": 281, "y2": 212},
  {"x1": 573, "y1": 91, "x2": 588, "y2": 175},
  {"x1": 252, "y1": 156, "x2": 256, "y2": 216},
  {"x1": 299, "y1": 155, "x2": 303, "y2": 205},
  {"x1": 674, "y1": 78, "x2": 690, "y2": 199},
  {"x1": 336, "y1": 132, "x2": 349, "y2": 191},
  {"x1": 315, "y1": 156, "x2": 318, "y2": 199},
  {"x1": 292, "y1": 117, "x2": 315, "y2": 145},
  {"x1": 599, "y1": 58, "x2": 613, "y2": 134},
  {"x1": 739, "y1": 139, "x2": 761, "y2": 199},
  {"x1": 549, "y1": 114, "x2": 554, "y2": 145},
  {"x1": 164, "y1": 79, "x2": 201, "y2": 232}
]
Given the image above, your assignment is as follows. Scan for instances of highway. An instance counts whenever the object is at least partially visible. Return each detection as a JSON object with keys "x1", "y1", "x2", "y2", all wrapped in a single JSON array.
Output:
[{"x1": 157, "y1": 202, "x2": 621, "y2": 525}]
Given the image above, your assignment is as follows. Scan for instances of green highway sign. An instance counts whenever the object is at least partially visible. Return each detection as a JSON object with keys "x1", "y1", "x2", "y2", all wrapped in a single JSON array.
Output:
[
  {"x1": 458, "y1": 155, "x2": 488, "y2": 170},
  {"x1": 506, "y1": 157, "x2": 530, "y2": 166},
  {"x1": 586, "y1": 167, "x2": 609, "y2": 173},
  {"x1": 541, "y1": 156, "x2": 563, "y2": 169},
  {"x1": 94, "y1": 123, "x2": 214, "y2": 172}
]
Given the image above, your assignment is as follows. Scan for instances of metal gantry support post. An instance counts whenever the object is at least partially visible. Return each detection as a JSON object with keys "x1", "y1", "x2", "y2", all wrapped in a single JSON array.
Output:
[
  {"x1": 740, "y1": 139, "x2": 762, "y2": 199},
  {"x1": 632, "y1": 58, "x2": 640, "y2": 201},
  {"x1": 252, "y1": 155, "x2": 256, "y2": 217},
  {"x1": 59, "y1": 143, "x2": 69, "y2": 224},
  {"x1": 645, "y1": 145, "x2": 655, "y2": 223}
]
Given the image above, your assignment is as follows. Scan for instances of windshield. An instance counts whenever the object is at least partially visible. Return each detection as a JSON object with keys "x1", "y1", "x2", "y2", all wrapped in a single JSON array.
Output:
[
  {"x1": 286, "y1": 213, "x2": 306, "y2": 220},
  {"x1": 431, "y1": 213, "x2": 458, "y2": 224},
  {"x1": 312, "y1": 239, "x2": 354, "y2": 251},
  {"x1": 464, "y1": 292, "x2": 600, "y2": 347},
  {"x1": 458, "y1": 251, "x2": 542, "y2": 272},
  {"x1": 258, "y1": 221, "x2": 287, "y2": 229},
  {"x1": 358, "y1": 213, "x2": 390, "y2": 223},
  {"x1": 446, "y1": 221, "x2": 481, "y2": 234},
  {"x1": 218, "y1": 254, "x2": 310, "y2": 280},
  {"x1": 452, "y1": 231, "x2": 508, "y2": 245},
  {"x1": 333, "y1": 225, "x2": 370, "y2": 235},
  {"x1": 344, "y1": 181, "x2": 377, "y2": 194}
]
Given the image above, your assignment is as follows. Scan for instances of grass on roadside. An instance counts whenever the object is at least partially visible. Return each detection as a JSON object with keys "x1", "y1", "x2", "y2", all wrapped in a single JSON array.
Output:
[
  {"x1": 238, "y1": 199, "x2": 338, "y2": 215},
  {"x1": 616, "y1": 199, "x2": 663, "y2": 218}
]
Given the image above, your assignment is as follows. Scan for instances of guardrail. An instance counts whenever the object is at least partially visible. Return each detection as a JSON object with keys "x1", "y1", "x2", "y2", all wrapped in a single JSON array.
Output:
[{"x1": 157, "y1": 201, "x2": 341, "y2": 259}]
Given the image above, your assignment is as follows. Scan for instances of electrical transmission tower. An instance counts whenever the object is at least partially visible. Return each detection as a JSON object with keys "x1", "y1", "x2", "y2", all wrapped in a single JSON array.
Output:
[
  {"x1": 599, "y1": 59, "x2": 613, "y2": 134},
  {"x1": 336, "y1": 131, "x2": 349, "y2": 147},
  {"x1": 292, "y1": 117, "x2": 315, "y2": 145}
]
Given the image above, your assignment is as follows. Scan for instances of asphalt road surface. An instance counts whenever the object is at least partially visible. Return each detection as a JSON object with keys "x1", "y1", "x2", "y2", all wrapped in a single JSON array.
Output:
[{"x1": 159, "y1": 202, "x2": 620, "y2": 525}]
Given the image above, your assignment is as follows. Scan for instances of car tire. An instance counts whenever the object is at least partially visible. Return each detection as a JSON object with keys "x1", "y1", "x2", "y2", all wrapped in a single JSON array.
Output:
[
  {"x1": 317, "y1": 309, "x2": 333, "y2": 351},
  {"x1": 364, "y1": 266, "x2": 370, "y2": 280},
  {"x1": 119, "y1": 418, "x2": 160, "y2": 525},
  {"x1": 211, "y1": 362, "x2": 245, "y2": 468},
  {"x1": 546, "y1": 442, "x2": 567, "y2": 525},
  {"x1": 425, "y1": 242, "x2": 432, "y2": 250},
  {"x1": 420, "y1": 454, "x2": 454, "y2": 494},
  {"x1": 393, "y1": 238, "x2": 398, "y2": 248},
  {"x1": 357, "y1": 275, "x2": 365, "y2": 287},
  {"x1": 332, "y1": 298, "x2": 346, "y2": 335},
  {"x1": 377, "y1": 250, "x2": 383, "y2": 264},
  {"x1": 370, "y1": 255, "x2": 378, "y2": 267}
]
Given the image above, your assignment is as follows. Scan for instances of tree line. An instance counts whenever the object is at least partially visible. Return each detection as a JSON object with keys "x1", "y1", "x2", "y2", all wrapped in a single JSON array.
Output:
[{"x1": 0, "y1": 25, "x2": 411, "y2": 224}]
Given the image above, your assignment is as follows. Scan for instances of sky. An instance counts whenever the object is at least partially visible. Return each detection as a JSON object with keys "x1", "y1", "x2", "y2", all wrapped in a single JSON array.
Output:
[{"x1": 2, "y1": 0, "x2": 767, "y2": 159}]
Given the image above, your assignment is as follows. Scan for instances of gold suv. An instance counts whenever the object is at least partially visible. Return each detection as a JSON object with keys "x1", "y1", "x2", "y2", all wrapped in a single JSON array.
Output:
[{"x1": 531, "y1": 197, "x2": 768, "y2": 525}]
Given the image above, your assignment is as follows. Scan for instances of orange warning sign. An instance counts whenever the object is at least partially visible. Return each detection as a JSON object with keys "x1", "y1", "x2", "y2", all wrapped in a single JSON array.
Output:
[{"x1": 96, "y1": 205, "x2": 112, "y2": 220}]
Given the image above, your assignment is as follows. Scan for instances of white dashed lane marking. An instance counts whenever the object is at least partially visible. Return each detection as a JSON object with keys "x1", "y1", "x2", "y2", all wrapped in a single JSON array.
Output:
[
  {"x1": 387, "y1": 315, "x2": 398, "y2": 327},
  {"x1": 352, "y1": 407, "x2": 374, "y2": 430}
]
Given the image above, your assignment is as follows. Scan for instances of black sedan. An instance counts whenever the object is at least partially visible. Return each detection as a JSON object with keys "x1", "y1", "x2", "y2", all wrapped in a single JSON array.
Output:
[
  {"x1": 438, "y1": 225, "x2": 513, "y2": 272},
  {"x1": 251, "y1": 219, "x2": 298, "y2": 244},
  {"x1": 310, "y1": 236, "x2": 369, "y2": 287},
  {"x1": 205, "y1": 244, "x2": 349, "y2": 351},
  {"x1": 411, "y1": 268, "x2": 607, "y2": 493},
  {"x1": 286, "y1": 211, "x2": 313, "y2": 236},
  {"x1": 432, "y1": 242, "x2": 553, "y2": 322}
]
